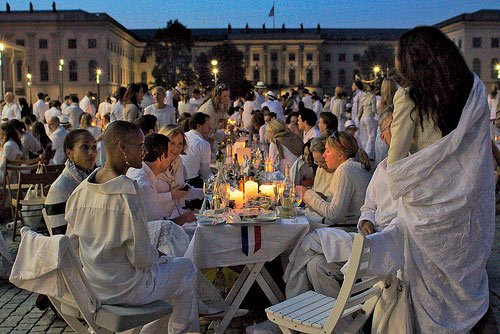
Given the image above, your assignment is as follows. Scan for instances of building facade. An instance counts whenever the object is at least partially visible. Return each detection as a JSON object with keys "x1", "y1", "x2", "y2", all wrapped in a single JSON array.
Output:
[{"x1": 0, "y1": 8, "x2": 498, "y2": 102}]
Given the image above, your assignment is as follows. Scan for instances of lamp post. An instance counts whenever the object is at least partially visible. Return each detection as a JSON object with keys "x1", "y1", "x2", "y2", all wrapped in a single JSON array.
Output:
[
  {"x1": 373, "y1": 65, "x2": 380, "y2": 80},
  {"x1": 96, "y1": 68, "x2": 102, "y2": 104},
  {"x1": 496, "y1": 63, "x2": 500, "y2": 80},
  {"x1": 26, "y1": 72, "x2": 32, "y2": 106},
  {"x1": 211, "y1": 59, "x2": 218, "y2": 86},
  {"x1": 58, "y1": 58, "x2": 64, "y2": 100},
  {"x1": 0, "y1": 43, "x2": 4, "y2": 100}
]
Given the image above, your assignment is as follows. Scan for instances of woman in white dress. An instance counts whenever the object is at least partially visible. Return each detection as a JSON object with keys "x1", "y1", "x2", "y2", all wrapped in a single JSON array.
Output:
[
  {"x1": 330, "y1": 86, "x2": 346, "y2": 130},
  {"x1": 242, "y1": 91, "x2": 259, "y2": 132},
  {"x1": 0, "y1": 122, "x2": 23, "y2": 184},
  {"x1": 266, "y1": 119, "x2": 303, "y2": 174}
]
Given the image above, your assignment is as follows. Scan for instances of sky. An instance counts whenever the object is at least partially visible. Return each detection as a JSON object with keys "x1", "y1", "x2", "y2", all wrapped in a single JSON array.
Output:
[{"x1": 5, "y1": 0, "x2": 500, "y2": 30}]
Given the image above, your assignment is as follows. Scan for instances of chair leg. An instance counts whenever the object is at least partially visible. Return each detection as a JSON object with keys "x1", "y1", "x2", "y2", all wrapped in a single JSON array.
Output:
[
  {"x1": 278, "y1": 325, "x2": 297, "y2": 334},
  {"x1": 12, "y1": 204, "x2": 19, "y2": 241}
]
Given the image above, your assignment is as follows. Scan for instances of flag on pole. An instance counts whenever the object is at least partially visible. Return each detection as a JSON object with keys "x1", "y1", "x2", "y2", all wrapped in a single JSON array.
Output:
[{"x1": 268, "y1": 5, "x2": 275, "y2": 17}]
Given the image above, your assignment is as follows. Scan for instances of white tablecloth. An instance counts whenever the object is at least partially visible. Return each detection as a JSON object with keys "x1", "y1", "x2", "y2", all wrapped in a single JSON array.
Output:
[{"x1": 185, "y1": 216, "x2": 310, "y2": 269}]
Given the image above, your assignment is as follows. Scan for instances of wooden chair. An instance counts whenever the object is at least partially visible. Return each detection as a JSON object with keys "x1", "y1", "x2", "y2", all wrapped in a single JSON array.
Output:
[
  {"x1": 18, "y1": 227, "x2": 173, "y2": 334},
  {"x1": 265, "y1": 233, "x2": 385, "y2": 334},
  {"x1": 42, "y1": 164, "x2": 65, "y2": 176},
  {"x1": 11, "y1": 171, "x2": 60, "y2": 240}
]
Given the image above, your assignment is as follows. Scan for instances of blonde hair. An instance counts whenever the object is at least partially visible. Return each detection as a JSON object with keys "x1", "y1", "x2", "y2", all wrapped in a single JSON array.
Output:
[
  {"x1": 326, "y1": 132, "x2": 371, "y2": 171},
  {"x1": 159, "y1": 125, "x2": 187, "y2": 154},
  {"x1": 334, "y1": 86, "x2": 343, "y2": 99},
  {"x1": 266, "y1": 119, "x2": 286, "y2": 136},
  {"x1": 380, "y1": 77, "x2": 398, "y2": 111}
]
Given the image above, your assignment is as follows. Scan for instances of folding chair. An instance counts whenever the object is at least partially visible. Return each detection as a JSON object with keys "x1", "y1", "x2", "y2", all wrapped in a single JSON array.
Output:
[
  {"x1": 2, "y1": 157, "x2": 41, "y2": 208},
  {"x1": 16, "y1": 227, "x2": 173, "y2": 334},
  {"x1": 266, "y1": 233, "x2": 386, "y2": 334},
  {"x1": 42, "y1": 164, "x2": 65, "y2": 176},
  {"x1": 11, "y1": 171, "x2": 60, "y2": 240}
]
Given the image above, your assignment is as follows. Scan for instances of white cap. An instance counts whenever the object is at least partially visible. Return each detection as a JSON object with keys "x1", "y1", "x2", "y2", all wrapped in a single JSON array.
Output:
[
  {"x1": 267, "y1": 91, "x2": 277, "y2": 100},
  {"x1": 344, "y1": 120, "x2": 357, "y2": 129}
]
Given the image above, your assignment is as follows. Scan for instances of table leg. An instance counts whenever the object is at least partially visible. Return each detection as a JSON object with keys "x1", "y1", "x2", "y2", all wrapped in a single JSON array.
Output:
[
  {"x1": 212, "y1": 262, "x2": 265, "y2": 334},
  {"x1": 224, "y1": 264, "x2": 250, "y2": 305},
  {"x1": 259, "y1": 265, "x2": 286, "y2": 302}
]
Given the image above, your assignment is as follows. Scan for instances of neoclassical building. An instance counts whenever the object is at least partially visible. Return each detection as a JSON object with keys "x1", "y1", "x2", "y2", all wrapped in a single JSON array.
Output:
[{"x1": 0, "y1": 8, "x2": 498, "y2": 101}]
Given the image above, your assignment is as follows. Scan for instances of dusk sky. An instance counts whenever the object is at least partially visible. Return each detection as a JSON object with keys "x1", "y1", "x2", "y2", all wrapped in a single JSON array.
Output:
[{"x1": 5, "y1": 0, "x2": 499, "y2": 29}]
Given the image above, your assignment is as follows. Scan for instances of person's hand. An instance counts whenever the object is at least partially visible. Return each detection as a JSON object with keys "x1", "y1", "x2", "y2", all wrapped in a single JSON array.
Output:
[
  {"x1": 171, "y1": 189, "x2": 187, "y2": 200},
  {"x1": 173, "y1": 210, "x2": 196, "y2": 226},
  {"x1": 295, "y1": 185, "x2": 308, "y2": 197},
  {"x1": 359, "y1": 220, "x2": 375, "y2": 235}
]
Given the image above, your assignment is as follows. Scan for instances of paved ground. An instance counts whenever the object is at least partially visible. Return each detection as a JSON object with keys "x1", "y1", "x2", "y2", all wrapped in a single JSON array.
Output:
[{"x1": 1, "y1": 216, "x2": 499, "y2": 333}]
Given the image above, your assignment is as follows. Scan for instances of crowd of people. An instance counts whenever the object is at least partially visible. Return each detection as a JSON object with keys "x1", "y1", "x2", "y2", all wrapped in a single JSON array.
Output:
[{"x1": 1, "y1": 25, "x2": 498, "y2": 333}]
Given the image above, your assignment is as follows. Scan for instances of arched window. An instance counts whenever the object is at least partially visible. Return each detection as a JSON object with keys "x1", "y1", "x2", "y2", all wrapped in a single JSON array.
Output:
[
  {"x1": 253, "y1": 69, "x2": 260, "y2": 82},
  {"x1": 69, "y1": 60, "x2": 78, "y2": 82},
  {"x1": 338, "y1": 69, "x2": 346, "y2": 86},
  {"x1": 40, "y1": 61, "x2": 49, "y2": 82},
  {"x1": 141, "y1": 71, "x2": 147, "y2": 83},
  {"x1": 16, "y1": 61, "x2": 23, "y2": 82},
  {"x1": 289, "y1": 68, "x2": 296, "y2": 85},
  {"x1": 271, "y1": 67, "x2": 279, "y2": 86},
  {"x1": 323, "y1": 69, "x2": 331, "y2": 85},
  {"x1": 491, "y1": 58, "x2": 499, "y2": 79},
  {"x1": 88, "y1": 60, "x2": 98, "y2": 82},
  {"x1": 306, "y1": 68, "x2": 313, "y2": 86},
  {"x1": 472, "y1": 58, "x2": 481, "y2": 78}
]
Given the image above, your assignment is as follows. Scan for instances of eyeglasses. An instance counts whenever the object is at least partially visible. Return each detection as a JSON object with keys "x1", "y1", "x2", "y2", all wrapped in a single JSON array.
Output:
[{"x1": 217, "y1": 83, "x2": 227, "y2": 90}]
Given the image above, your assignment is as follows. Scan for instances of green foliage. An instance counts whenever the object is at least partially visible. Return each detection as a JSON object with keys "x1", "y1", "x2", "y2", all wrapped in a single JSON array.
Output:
[
  {"x1": 356, "y1": 43, "x2": 395, "y2": 80},
  {"x1": 194, "y1": 52, "x2": 212, "y2": 90}
]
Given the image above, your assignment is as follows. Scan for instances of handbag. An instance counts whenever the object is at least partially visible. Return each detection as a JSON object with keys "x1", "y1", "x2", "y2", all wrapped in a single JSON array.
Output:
[{"x1": 21, "y1": 163, "x2": 48, "y2": 231}]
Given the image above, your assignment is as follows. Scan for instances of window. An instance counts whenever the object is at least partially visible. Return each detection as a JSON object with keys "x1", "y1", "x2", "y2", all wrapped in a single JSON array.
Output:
[
  {"x1": 69, "y1": 60, "x2": 78, "y2": 81},
  {"x1": 118, "y1": 66, "x2": 122, "y2": 84},
  {"x1": 338, "y1": 69, "x2": 346, "y2": 86},
  {"x1": 271, "y1": 68, "x2": 279, "y2": 85},
  {"x1": 39, "y1": 39, "x2": 48, "y2": 49},
  {"x1": 288, "y1": 53, "x2": 296, "y2": 61},
  {"x1": 306, "y1": 53, "x2": 313, "y2": 61},
  {"x1": 323, "y1": 69, "x2": 331, "y2": 85},
  {"x1": 472, "y1": 37, "x2": 481, "y2": 48},
  {"x1": 492, "y1": 58, "x2": 499, "y2": 79},
  {"x1": 40, "y1": 61, "x2": 49, "y2": 81},
  {"x1": 306, "y1": 68, "x2": 313, "y2": 86},
  {"x1": 353, "y1": 53, "x2": 361, "y2": 62},
  {"x1": 130, "y1": 71, "x2": 135, "y2": 83},
  {"x1": 271, "y1": 53, "x2": 278, "y2": 62},
  {"x1": 88, "y1": 39, "x2": 97, "y2": 49},
  {"x1": 472, "y1": 58, "x2": 481, "y2": 77},
  {"x1": 16, "y1": 61, "x2": 23, "y2": 82},
  {"x1": 140, "y1": 54, "x2": 147, "y2": 63},
  {"x1": 68, "y1": 39, "x2": 77, "y2": 49},
  {"x1": 253, "y1": 53, "x2": 260, "y2": 61},
  {"x1": 289, "y1": 68, "x2": 296, "y2": 85},
  {"x1": 253, "y1": 69, "x2": 260, "y2": 81},
  {"x1": 338, "y1": 53, "x2": 346, "y2": 62},
  {"x1": 141, "y1": 71, "x2": 147, "y2": 83},
  {"x1": 15, "y1": 39, "x2": 24, "y2": 46},
  {"x1": 324, "y1": 54, "x2": 331, "y2": 62},
  {"x1": 492, "y1": 38, "x2": 499, "y2": 48},
  {"x1": 88, "y1": 60, "x2": 98, "y2": 81}
]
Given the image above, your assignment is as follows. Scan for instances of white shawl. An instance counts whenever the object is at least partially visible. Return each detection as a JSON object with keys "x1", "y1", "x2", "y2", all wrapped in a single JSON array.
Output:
[{"x1": 384, "y1": 74, "x2": 494, "y2": 333}]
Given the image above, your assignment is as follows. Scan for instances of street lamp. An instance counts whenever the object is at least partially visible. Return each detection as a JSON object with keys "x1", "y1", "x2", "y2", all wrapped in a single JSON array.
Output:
[
  {"x1": 26, "y1": 72, "x2": 32, "y2": 106},
  {"x1": 59, "y1": 58, "x2": 64, "y2": 100},
  {"x1": 0, "y1": 43, "x2": 4, "y2": 100},
  {"x1": 373, "y1": 65, "x2": 380, "y2": 79},
  {"x1": 496, "y1": 63, "x2": 500, "y2": 79},
  {"x1": 211, "y1": 59, "x2": 219, "y2": 85},
  {"x1": 96, "y1": 68, "x2": 102, "y2": 104},
  {"x1": 211, "y1": 59, "x2": 218, "y2": 67}
]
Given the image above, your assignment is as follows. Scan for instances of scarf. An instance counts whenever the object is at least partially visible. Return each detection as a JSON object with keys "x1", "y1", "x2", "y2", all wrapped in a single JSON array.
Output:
[
  {"x1": 272, "y1": 130, "x2": 304, "y2": 160},
  {"x1": 157, "y1": 157, "x2": 182, "y2": 190},
  {"x1": 65, "y1": 159, "x2": 91, "y2": 183}
]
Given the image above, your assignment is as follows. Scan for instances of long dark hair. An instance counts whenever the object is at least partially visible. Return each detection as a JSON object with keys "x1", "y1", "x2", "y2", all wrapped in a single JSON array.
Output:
[
  {"x1": 396, "y1": 26, "x2": 473, "y2": 136},
  {"x1": 1, "y1": 122, "x2": 23, "y2": 150},
  {"x1": 123, "y1": 83, "x2": 142, "y2": 107},
  {"x1": 32, "y1": 121, "x2": 51, "y2": 148}
]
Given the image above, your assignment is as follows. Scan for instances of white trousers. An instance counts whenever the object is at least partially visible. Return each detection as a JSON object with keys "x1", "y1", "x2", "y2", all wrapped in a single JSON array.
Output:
[{"x1": 358, "y1": 116, "x2": 377, "y2": 159}]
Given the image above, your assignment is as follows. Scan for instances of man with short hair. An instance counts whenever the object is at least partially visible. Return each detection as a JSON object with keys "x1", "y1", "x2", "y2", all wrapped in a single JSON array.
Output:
[
  {"x1": 79, "y1": 91, "x2": 95, "y2": 116},
  {"x1": 181, "y1": 112, "x2": 212, "y2": 188},
  {"x1": 44, "y1": 100, "x2": 62, "y2": 123},
  {"x1": 261, "y1": 91, "x2": 285, "y2": 121},
  {"x1": 140, "y1": 83, "x2": 154, "y2": 110},
  {"x1": 97, "y1": 96, "x2": 112, "y2": 118},
  {"x1": 134, "y1": 114, "x2": 158, "y2": 135},
  {"x1": 298, "y1": 108, "x2": 320, "y2": 144},
  {"x1": 318, "y1": 112, "x2": 338, "y2": 137},
  {"x1": 1, "y1": 92, "x2": 21, "y2": 121},
  {"x1": 47, "y1": 116, "x2": 69, "y2": 164},
  {"x1": 11, "y1": 119, "x2": 41, "y2": 159},
  {"x1": 302, "y1": 88, "x2": 313, "y2": 109},
  {"x1": 254, "y1": 81, "x2": 267, "y2": 108},
  {"x1": 189, "y1": 89, "x2": 204, "y2": 110},
  {"x1": 61, "y1": 95, "x2": 71, "y2": 114},
  {"x1": 33, "y1": 92, "x2": 48, "y2": 122},
  {"x1": 144, "y1": 86, "x2": 176, "y2": 128},
  {"x1": 64, "y1": 95, "x2": 84, "y2": 130}
]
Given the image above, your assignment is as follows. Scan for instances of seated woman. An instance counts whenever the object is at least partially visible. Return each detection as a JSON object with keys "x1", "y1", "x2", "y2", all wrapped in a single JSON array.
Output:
[
  {"x1": 0, "y1": 122, "x2": 23, "y2": 184},
  {"x1": 296, "y1": 131, "x2": 371, "y2": 228},
  {"x1": 266, "y1": 119, "x2": 303, "y2": 174},
  {"x1": 44, "y1": 129, "x2": 97, "y2": 235},
  {"x1": 309, "y1": 137, "x2": 334, "y2": 200},
  {"x1": 31, "y1": 122, "x2": 53, "y2": 166},
  {"x1": 65, "y1": 121, "x2": 199, "y2": 333}
]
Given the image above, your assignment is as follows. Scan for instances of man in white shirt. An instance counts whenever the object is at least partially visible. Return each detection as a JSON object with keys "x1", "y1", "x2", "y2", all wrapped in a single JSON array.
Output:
[
  {"x1": 79, "y1": 91, "x2": 95, "y2": 116},
  {"x1": 64, "y1": 95, "x2": 84, "y2": 130},
  {"x1": 144, "y1": 86, "x2": 177, "y2": 128},
  {"x1": 47, "y1": 116, "x2": 69, "y2": 165},
  {"x1": 351, "y1": 81, "x2": 364, "y2": 128},
  {"x1": 33, "y1": 92, "x2": 48, "y2": 122},
  {"x1": 181, "y1": 112, "x2": 212, "y2": 188},
  {"x1": 140, "y1": 84, "x2": 154, "y2": 109},
  {"x1": 127, "y1": 133, "x2": 196, "y2": 225},
  {"x1": 261, "y1": 91, "x2": 284, "y2": 121},
  {"x1": 1, "y1": 92, "x2": 21, "y2": 121},
  {"x1": 189, "y1": 89, "x2": 204, "y2": 110},
  {"x1": 61, "y1": 95, "x2": 71, "y2": 115},
  {"x1": 44, "y1": 100, "x2": 62, "y2": 123},
  {"x1": 302, "y1": 89, "x2": 313, "y2": 109},
  {"x1": 11, "y1": 119, "x2": 41, "y2": 159},
  {"x1": 254, "y1": 81, "x2": 267, "y2": 108},
  {"x1": 298, "y1": 108, "x2": 320, "y2": 144},
  {"x1": 97, "y1": 96, "x2": 112, "y2": 119}
]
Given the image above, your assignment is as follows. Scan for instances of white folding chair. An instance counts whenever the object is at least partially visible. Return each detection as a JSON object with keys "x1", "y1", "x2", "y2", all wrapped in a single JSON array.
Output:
[
  {"x1": 266, "y1": 233, "x2": 385, "y2": 334},
  {"x1": 17, "y1": 228, "x2": 173, "y2": 334}
]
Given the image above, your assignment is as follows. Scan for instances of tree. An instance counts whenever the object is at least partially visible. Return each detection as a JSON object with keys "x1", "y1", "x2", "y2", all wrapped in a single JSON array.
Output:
[
  {"x1": 356, "y1": 43, "x2": 395, "y2": 80},
  {"x1": 145, "y1": 20, "x2": 195, "y2": 88},
  {"x1": 206, "y1": 42, "x2": 252, "y2": 98},
  {"x1": 194, "y1": 52, "x2": 212, "y2": 90}
]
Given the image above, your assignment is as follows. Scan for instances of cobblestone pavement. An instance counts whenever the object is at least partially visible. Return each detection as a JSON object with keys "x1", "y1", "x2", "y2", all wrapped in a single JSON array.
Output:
[{"x1": 1, "y1": 216, "x2": 499, "y2": 333}]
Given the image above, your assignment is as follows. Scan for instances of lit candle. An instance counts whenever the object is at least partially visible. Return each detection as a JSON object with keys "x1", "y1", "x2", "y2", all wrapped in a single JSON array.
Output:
[
  {"x1": 245, "y1": 180, "x2": 258, "y2": 200},
  {"x1": 265, "y1": 160, "x2": 274, "y2": 173},
  {"x1": 236, "y1": 148, "x2": 251, "y2": 164},
  {"x1": 259, "y1": 184, "x2": 275, "y2": 201},
  {"x1": 229, "y1": 189, "x2": 245, "y2": 209}
]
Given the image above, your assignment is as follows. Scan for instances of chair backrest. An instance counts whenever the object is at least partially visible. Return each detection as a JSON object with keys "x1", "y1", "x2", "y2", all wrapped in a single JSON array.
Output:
[
  {"x1": 322, "y1": 233, "x2": 385, "y2": 333},
  {"x1": 42, "y1": 164, "x2": 65, "y2": 176},
  {"x1": 18, "y1": 171, "x2": 60, "y2": 187},
  {"x1": 4, "y1": 158, "x2": 42, "y2": 192}
]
